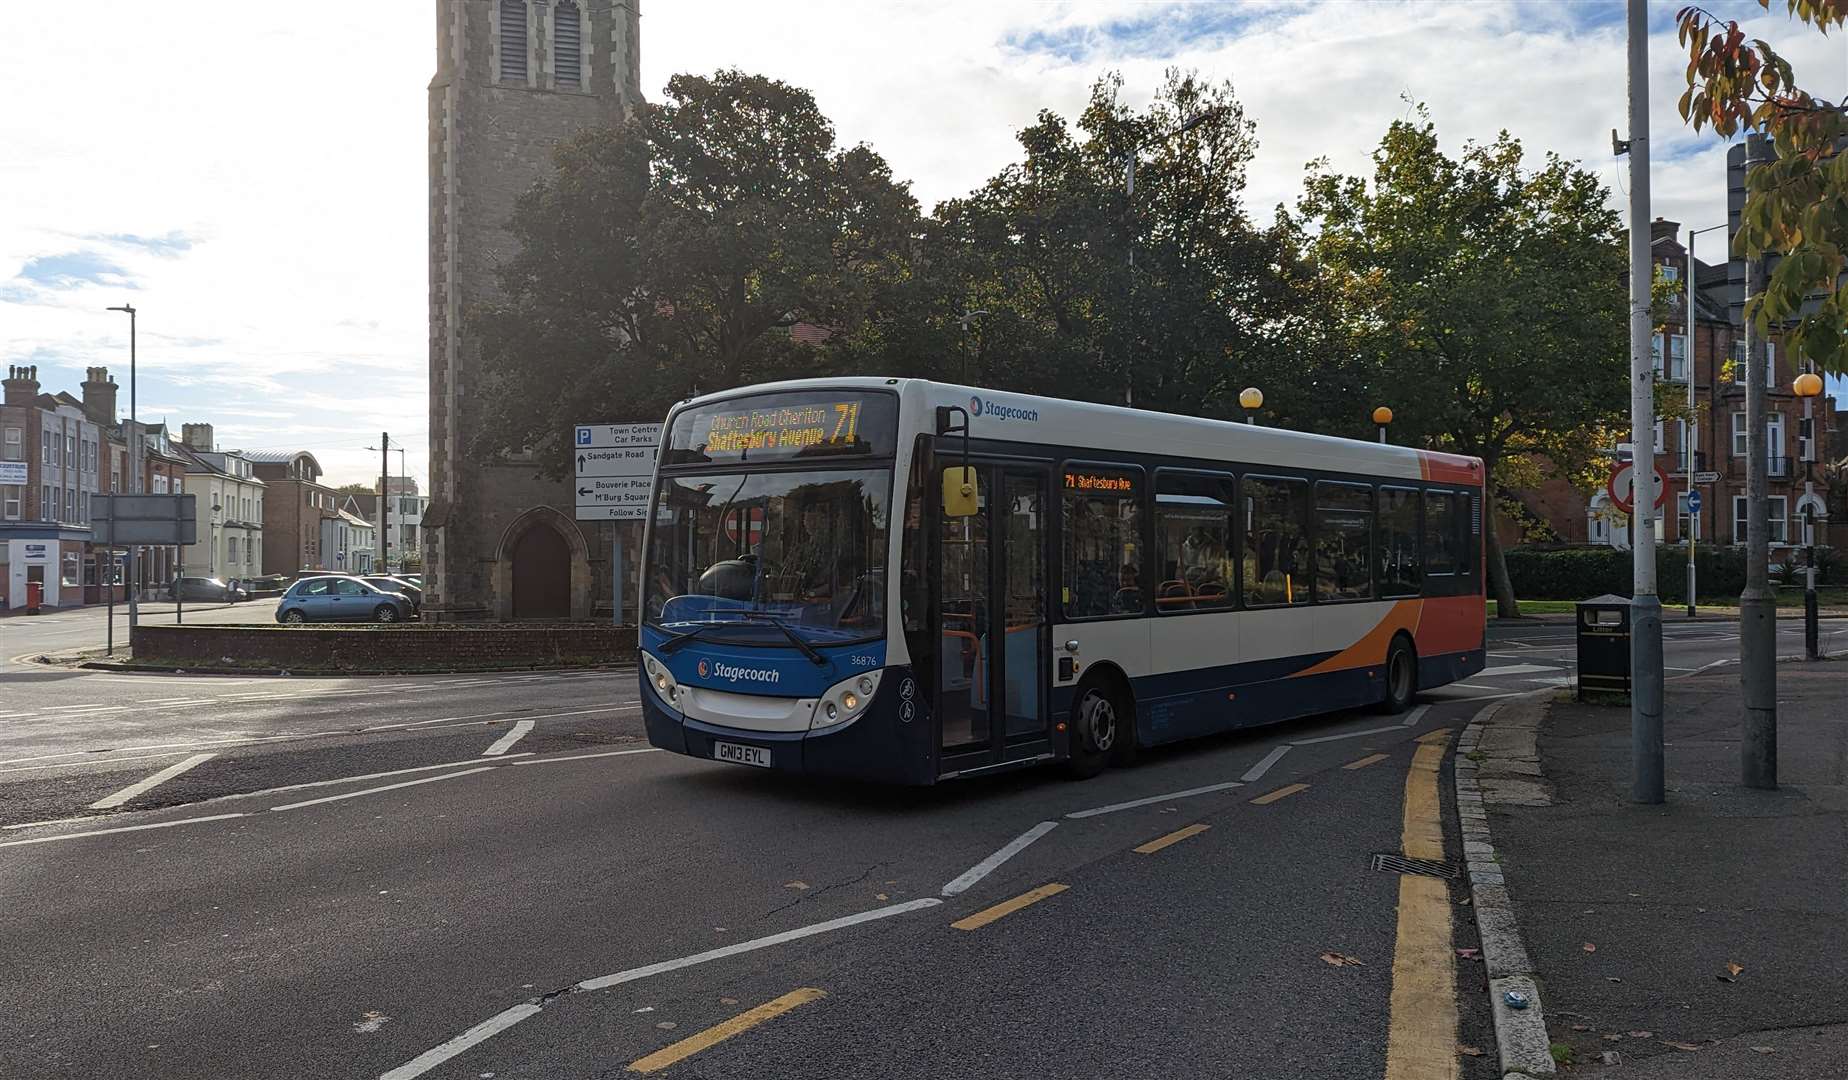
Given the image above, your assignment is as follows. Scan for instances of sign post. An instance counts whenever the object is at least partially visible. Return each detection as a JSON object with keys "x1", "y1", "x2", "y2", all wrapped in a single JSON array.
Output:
[
  {"x1": 575, "y1": 422, "x2": 661, "y2": 625},
  {"x1": 1684, "y1": 487, "x2": 1703, "y2": 617},
  {"x1": 94, "y1": 494, "x2": 197, "y2": 641}
]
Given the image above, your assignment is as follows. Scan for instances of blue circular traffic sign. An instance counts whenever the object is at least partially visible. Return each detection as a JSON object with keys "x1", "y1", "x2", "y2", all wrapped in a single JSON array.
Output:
[{"x1": 1686, "y1": 489, "x2": 1703, "y2": 514}]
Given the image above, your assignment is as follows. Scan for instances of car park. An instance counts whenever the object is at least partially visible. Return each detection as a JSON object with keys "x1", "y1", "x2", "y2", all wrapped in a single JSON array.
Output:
[{"x1": 275, "y1": 575, "x2": 415, "y2": 624}]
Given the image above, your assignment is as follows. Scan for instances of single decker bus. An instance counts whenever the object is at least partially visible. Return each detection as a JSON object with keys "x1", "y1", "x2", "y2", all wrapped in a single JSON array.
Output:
[{"x1": 639, "y1": 378, "x2": 1485, "y2": 784}]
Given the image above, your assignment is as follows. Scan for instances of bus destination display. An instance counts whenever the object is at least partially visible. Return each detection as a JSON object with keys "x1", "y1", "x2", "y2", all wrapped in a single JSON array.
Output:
[
  {"x1": 1064, "y1": 469, "x2": 1136, "y2": 495},
  {"x1": 706, "y1": 401, "x2": 862, "y2": 454}
]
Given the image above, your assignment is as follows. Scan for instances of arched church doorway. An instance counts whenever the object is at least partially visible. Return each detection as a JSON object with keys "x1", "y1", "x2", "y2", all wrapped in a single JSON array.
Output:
[{"x1": 510, "y1": 523, "x2": 570, "y2": 619}]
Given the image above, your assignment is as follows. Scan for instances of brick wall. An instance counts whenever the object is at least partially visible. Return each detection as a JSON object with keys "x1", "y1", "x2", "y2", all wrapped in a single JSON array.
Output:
[{"x1": 130, "y1": 623, "x2": 637, "y2": 673}]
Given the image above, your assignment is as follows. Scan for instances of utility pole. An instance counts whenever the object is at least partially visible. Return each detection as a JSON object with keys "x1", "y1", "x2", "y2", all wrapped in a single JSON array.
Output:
[
  {"x1": 1623, "y1": 0, "x2": 1664, "y2": 804},
  {"x1": 1740, "y1": 132, "x2": 1777, "y2": 790},
  {"x1": 379, "y1": 433, "x2": 389, "y2": 573},
  {"x1": 1684, "y1": 223, "x2": 1728, "y2": 616}
]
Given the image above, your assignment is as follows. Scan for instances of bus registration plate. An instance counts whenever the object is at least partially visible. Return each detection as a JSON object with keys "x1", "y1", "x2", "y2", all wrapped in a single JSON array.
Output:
[{"x1": 713, "y1": 741, "x2": 772, "y2": 768}]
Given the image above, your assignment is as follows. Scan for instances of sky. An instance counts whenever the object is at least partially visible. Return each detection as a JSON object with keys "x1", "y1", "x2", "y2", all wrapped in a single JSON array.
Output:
[{"x1": 3, "y1": 1, "x2": 1844, "y2": 487}]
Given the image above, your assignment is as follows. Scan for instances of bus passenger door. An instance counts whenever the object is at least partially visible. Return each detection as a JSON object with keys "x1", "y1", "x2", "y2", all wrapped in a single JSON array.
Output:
[{"x1": 935, "y1": 462, "x2": 1051, "y2": 773}]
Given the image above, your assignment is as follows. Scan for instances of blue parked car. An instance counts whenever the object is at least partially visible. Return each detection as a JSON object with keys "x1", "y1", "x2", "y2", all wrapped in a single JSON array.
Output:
[{"x1": 276, "y1": 575, "x2": 414, "y2": 624}]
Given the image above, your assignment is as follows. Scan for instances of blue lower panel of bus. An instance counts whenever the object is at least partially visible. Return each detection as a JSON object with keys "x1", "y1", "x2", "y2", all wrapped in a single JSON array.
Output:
[
  {"x1": 1049, "y1": 647, "x2": 1485, "y2": 750},
  {"x1": 642, "y1": 665, "x2": 937, "y2": 786}
]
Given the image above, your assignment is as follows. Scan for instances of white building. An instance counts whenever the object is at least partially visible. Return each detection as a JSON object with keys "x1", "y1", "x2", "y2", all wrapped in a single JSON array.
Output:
[
  {"x1": 322, "y1": 508, "x2": 375, "y2": 574},
  {"x1": 383, "y1": 475, "x2": 426, "y2": 570},
  {"x1": 177, "y1": 424, "x2": 264, "y2": 584}
]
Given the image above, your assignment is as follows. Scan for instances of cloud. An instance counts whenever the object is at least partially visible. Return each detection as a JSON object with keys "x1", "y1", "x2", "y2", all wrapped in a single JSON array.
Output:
[
  {"x1": 87, "y1": 230, "x2": 197, "y2": 257},
  {"x1": 16, "y1": 250, "x2": 134, "y2": 289}
]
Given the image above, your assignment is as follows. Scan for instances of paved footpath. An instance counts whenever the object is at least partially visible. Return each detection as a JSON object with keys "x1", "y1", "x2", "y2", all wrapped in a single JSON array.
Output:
[{"x1": 1480, "y1": 662, "x2": 1848, "y2": 1078}]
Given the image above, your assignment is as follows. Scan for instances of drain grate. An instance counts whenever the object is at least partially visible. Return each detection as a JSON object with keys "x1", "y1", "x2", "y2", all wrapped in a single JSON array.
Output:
[{"x1": 1372, "y1": 853, "x2": 1460, "y2": 879}]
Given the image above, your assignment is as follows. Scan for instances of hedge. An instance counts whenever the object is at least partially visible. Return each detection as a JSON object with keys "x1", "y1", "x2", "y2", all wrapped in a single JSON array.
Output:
[{"x1": 1503, "y1": 545, "x2": 1777, "y2": 602}]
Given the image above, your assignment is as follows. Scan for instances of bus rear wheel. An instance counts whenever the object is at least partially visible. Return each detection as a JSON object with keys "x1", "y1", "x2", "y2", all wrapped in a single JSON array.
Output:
[
  {"x1": 1066, "y1": 680, "x2": 1127, "y2": 780},
  {"x1": 1377, "y1": 635, "x2": 1417, "y2": 714}
]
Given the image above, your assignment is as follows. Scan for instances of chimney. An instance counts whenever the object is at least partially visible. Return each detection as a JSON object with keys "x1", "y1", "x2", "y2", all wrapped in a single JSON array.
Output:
[
  {"x1": 4, "y1": 364, "x2": 40, "y2": 407},
  {"x1": 81, "y1": 366, "x2": 118, "y2": 426},
  {"x1": 1650, "y1": 216, "x2": 1682, "y2": 249},
  {"x1": 181, "y1": 422, "x2": 214, "y2": 451}
]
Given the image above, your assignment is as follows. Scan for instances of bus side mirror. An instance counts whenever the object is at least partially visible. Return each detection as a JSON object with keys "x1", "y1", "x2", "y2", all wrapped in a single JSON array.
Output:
[{"x1": 942, "y1": 466, "x2": 979, "y2": 517}]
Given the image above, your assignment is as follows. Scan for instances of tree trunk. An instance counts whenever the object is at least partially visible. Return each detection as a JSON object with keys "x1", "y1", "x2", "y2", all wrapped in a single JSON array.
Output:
[{"x1": 1481, "y1": 460, "x2": 1520, "y2": 618}]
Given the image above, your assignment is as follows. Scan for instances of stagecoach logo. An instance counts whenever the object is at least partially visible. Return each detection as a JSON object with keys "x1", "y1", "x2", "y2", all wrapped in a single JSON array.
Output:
[
  {"x1": 969, "y1": 395, "x2": 1039, "y2": 423},
  {"x1": 697, "y1": 658, "x2": 783, "y2": 686}
]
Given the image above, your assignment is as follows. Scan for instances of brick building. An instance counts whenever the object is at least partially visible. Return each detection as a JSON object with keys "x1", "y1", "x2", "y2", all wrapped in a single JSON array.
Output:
[
  {"x1": 424, "y1": 0, "x2": 641, "y2": 621},
  {"x1": 177, "y1": 424, "x2": 266, "y2": 585},
  {"x1": 246, "y1": 450, "x2": 343, "y2": 575},
  {"x1": 1499, "y1": 217, "x2": 1835, "y2": 560}
]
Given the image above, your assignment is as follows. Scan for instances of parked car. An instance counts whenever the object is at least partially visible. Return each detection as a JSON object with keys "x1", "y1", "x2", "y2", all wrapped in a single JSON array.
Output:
[
  {"x1": 399, "y1": 574, "x2": 423, "y2": 587},
  {"x1": 275, "y1": 575, "x2": 414, "y2": 624},
  {"x1": 362, "y1": 575, "x2": 422, "y2": 614},
  {"x1": 169, "y1": 576, "x2": 248, "y2": 603}
]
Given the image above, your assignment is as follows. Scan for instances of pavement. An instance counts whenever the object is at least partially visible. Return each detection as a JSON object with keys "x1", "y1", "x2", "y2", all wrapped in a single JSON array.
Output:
[
  {"x1": 0, "y1": 606, "x2": 1841, "y2": 1079},
  {"x1": 1485, "y1": 662, "x2": 1848, "y2": 1078}
]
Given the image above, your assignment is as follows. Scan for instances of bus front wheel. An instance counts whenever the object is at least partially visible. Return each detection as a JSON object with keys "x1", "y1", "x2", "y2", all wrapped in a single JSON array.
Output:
[
  {"x1": 1377, "y1": 635, "x2": 1417, "y2": 715},
  {"x1": 1067, "y1": 679, "x2": 1129, "y2": 780}
]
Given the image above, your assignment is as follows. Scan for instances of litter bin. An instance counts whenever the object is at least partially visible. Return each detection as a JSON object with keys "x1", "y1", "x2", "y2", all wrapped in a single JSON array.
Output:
[
  {"x1": 25, "y1": 581, "x2": 44, "y2": 615},
  {"x1": 1576, "y1": 594, "x2": 1630, "y2": 699}
]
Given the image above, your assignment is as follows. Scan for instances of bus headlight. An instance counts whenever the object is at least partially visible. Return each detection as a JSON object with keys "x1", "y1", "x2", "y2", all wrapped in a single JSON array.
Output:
[
  {"x1": 813, "y1": 670, "x2": 881, "y2": 729},
  {"x1": 642, "y1": 652, "x2": 679, "y2": 707}
]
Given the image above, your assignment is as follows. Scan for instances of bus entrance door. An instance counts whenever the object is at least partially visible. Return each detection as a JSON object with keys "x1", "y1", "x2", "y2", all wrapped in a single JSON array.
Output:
[{"x1": 936, "y1": 462, "x2": 1052, "y2": 775}]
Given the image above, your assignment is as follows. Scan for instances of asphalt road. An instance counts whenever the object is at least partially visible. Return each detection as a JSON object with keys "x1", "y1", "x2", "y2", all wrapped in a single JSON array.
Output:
[{"x1": 1, "y1": 612, "x2": 1840, "y2": 1079}]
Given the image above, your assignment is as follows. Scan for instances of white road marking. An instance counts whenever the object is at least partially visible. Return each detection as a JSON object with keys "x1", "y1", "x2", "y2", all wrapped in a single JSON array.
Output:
[
  {"x1": 380, "y1": 897, "x2": 941, "y2": 1080},
  {"x1": 268, "y1": 767, "x2": 497, "y2": 812},
  {"x1": 941, "y1": 822, "x2": 1057, "y2": 895},
  {"x1": 0, "y1": 813, "x2": 246, "y2": 849},
  {"x1": 1480, "y1": 663, "x2": 1564, "y2": 677},
  {"x1": 0, "y1": 750, "x2": 195, "y2": 776},
  {"x1": 511, "y1": 748, "x2": 661, "y2": 766},
  {"x1": 213, "y1": 754, "x2": 534, "y2": 802},
  {"x1": 44, "y1": 704, "x2": 127, "y2": 713},
  {"x1": 378, "y1": 1004, "x2": 545, "y2": 1080},
  {"x1": 1240, "y1": 745, "x2": 1292, "y2": 783},
  {"x1": 4, "y1": 815, "x2": 101, "y2": 830},
  {"x1": 481, "y1": 720, "x2": 535, "y2": 757},
  {"x1": 1399, "y1": 704, "x2": 1431, "y2": 728},
  {"x1": 576, "y1": 898, "x2": 942, "y2": 991},
  {"x1": 1288, "y1": 724, "x2": 1410, "y2": 746},
  {"x1": 392, "y1": 704, "x2": 638, "y2": 730},
  {"x1": 88, "y1": 752, "x2": 218, "y2": 809},
  {"x1": 1066, "y1": 780, "x2": 1245, "y2": 819}
]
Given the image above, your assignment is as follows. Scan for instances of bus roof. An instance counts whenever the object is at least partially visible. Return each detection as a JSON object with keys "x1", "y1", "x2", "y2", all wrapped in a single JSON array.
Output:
[{"x1": 671, "y1": 377, "x2": 1482, "y2": 487}]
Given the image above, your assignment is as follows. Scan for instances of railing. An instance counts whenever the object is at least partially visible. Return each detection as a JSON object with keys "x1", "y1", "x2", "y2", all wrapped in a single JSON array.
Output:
[{"x1": 1768, "y1": 455, "x2": 1792, "y2": 479}]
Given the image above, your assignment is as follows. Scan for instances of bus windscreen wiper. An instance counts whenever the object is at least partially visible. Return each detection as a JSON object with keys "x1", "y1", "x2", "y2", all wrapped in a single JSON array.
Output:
[
  {"x1": 658, "y1": 622, "x2": 730, "y2": 654},
  {"x1": 739, "y1": 611, "x2": 828, "y2": 666}
]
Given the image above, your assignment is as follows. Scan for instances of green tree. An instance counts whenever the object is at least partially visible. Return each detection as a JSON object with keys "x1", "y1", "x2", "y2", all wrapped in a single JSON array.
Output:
[
  {"x1": 333, "y1": 483, "x2": 375, "y2": 498},
  {"x1": 1675, "y1": 1, "x2": 1847, "y2": 373},
  {"x1": 1290, "y1": 113, "x2": 1630, "y2": 616},
  {"x1": 907, "y1": 70, "x2": 1321, "y2": 422},
  {"x1": 468, "y1": 70, "x2": 920, "y2": 477}
]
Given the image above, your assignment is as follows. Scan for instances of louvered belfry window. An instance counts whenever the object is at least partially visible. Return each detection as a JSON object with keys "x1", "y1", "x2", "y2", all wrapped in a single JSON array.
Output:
[
  {"x1": 554, "y1": 2, "x2": 581, "y2": 89},
  {"x1": 499, "y1": 0, "x2": 528, "y2": 83}
]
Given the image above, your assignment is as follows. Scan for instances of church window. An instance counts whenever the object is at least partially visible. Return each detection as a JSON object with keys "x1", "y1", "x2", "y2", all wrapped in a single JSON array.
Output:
[
  {"x1": 554, "y1": 2, "x2": 581, "y2": 89},
  {"x1": 499, "y1": 0, "x2": 529, "y2": 84}
]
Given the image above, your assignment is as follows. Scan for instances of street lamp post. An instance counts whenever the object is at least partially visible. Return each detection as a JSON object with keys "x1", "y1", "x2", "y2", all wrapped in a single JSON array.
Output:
[
  {"x1": 1372, "y1": 406, "x2": 1393, "y2": 444},
  {"x1": 956, "y1": 309, "x2": 988, "y2": 385},
  {"x1": 1793, "y1": 371, "x2": 1824, "y2": 659},
  {"x1": 1683, "y1": 223, "x2": 1728, "y2": 617},
  {"x1": 1121, "y1": 107, "x2": 1221, "y2": 407},
  {"x1": 105, "y1": 303, "x2": 138, "y2": 629},
  {"x1": 1239, "y1": 387, "x2": 1263, "y2": 425}
]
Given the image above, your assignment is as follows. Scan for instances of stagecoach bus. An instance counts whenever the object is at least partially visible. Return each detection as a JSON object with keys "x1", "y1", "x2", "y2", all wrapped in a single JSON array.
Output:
[{"x1": 638, "y1": 378, "x2": 1485, "y2": 784}]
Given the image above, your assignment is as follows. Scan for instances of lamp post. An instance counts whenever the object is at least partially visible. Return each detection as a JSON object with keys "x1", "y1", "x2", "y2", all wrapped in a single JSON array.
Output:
[
  {"x1": 1793, "y1": 370, "x2": 1824, "y2": 659},
  {"x1": 956, "y1": 309, "x2": 988, "y2": 385},
  {"x1": 367, "y1": 441, "x2": 410, "y2": 571},
  {"x1": 1121, "y1": 106, "x2": 1221, "y2": 406},
  {"x1": 105, "y1": 303, "x2": 138, "y2": 629},
  {"x1": 1680, "y1": 223, "x2": 1726, "y2": 617},
  {"x1": 1372, "y1": 406, "x2": 1393, "y2": 444},
  {"x1": 1239, "y1": 387, "x2": 1263, "y2": 425}
]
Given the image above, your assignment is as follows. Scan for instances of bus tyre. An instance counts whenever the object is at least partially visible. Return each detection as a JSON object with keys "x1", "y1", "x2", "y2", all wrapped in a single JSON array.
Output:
[
  {"x1": 1377, "y1": 635, "x2": 1416, "y2": 714},
  {"x1": 1066, "y1": 681, "x2": 1125, "y2": 780}
]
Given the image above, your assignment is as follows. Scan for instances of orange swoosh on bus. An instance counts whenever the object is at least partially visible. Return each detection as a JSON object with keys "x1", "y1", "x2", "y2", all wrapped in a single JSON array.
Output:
[{"x1": 1287, "y1": 599, "x2": 1424, "y2": 679}]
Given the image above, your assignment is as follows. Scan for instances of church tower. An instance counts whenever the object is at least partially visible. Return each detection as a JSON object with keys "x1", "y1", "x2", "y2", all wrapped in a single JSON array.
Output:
[{"x1": 426, "y1": 0, "x2": 640, "y2": 620}]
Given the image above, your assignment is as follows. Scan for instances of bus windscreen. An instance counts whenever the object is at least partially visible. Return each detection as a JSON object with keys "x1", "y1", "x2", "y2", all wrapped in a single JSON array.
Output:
[{"x1": 663, "y1": 390, "x2": 897, "y2": 465}]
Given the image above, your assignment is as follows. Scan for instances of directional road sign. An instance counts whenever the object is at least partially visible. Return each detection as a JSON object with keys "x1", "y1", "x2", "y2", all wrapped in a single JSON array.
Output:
[
  {"x1": 574, "y1": 422, "x2": 661, "y2": 521},
  {"x1": 1686, "y1": 488, "x2": 1703, "y2": 514}
]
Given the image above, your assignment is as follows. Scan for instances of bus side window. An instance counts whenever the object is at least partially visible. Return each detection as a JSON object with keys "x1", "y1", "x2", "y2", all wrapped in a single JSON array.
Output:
[
  {"x1": 1313, "y1": 481, "x2": 1373, "y2": 602},
  {"x1": 1242, "y1": 476, "x2": 1309, "y2": 607},
  {"x1": 1377, "y1": 486, "x2": 1422, "y2": 598},
  {"x1": 1061, "y1": 466, "x2": 1143, "y2": 619},
  {"x1": 1424, "y1": 490, "x2": 1459, "y2": 579}
]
